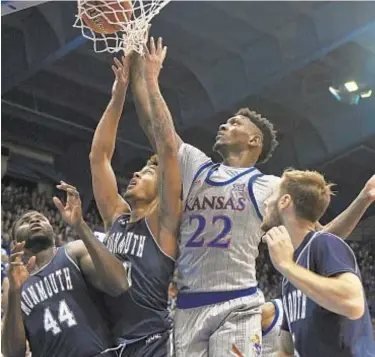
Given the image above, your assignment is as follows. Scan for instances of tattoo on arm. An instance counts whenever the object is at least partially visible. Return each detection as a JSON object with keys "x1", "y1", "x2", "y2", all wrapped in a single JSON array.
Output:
[
  {"x1": 148, "y1": 87, "x2": 181, "y2": 236},
  {"x1": 134, "y1": 95, "x2": 156, "y2": 151}
]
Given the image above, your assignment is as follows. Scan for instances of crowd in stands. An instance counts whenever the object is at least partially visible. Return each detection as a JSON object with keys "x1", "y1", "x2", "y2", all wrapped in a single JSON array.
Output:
[
  {"x1": 2, "y1": 180, "x2": 375, "y2": 328},
  {"x1": 1, "y1": 180, "x2": 102, "y2": 251}
]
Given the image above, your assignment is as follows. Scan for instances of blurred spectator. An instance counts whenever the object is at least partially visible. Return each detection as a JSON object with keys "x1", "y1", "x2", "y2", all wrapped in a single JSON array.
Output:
[{"x1": 1, "y1": 180, "x2": 103, "y2": 248}]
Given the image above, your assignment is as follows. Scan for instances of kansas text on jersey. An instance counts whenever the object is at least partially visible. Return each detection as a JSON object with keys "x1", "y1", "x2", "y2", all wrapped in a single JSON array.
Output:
[{"x1": 177, "y1": 143, "x2": 280, "y2": 308}]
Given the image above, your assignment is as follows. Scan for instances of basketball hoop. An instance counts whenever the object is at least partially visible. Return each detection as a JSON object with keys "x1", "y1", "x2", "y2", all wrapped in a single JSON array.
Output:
[{"x1": 74, "y1": 0, "x2": 171, "y2": 55}]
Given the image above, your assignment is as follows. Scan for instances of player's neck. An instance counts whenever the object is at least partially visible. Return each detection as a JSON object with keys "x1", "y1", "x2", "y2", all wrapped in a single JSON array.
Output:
[
  {"x1": 29, "y1": 246, "x2": 56, "y2": 273},
  {"x1": 222, "y1": 150, "x2": 258, "y2": 168},
  {"x1": 283, "y1": 218, "x2": 315, "y2": 250},
  {"x1": 129, "y1": 200, "x2": 156, "y2": 223}
]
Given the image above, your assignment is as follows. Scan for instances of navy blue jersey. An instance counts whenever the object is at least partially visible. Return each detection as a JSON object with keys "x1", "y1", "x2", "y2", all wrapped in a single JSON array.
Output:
[
  {"x1": 21, "y1": 247, "x2": 115, "y2": 357},
  {"x1": 103, "y1": 215, "x2": 175, "y2": 343},
  {"x1": 281, "y1": 232, "x2": 375, "y2": 357}
]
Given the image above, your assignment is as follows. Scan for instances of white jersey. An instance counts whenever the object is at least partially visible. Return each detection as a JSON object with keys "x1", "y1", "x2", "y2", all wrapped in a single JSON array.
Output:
[
  {"x1": 262, "y1": 299, "x2": 284, "y2": 357},
  {"x1": 177, "y1": 143, "x2": 280, "y2": 293}
]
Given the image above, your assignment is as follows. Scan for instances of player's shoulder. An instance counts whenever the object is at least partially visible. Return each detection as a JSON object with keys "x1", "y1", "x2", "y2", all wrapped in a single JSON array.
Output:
[
  {"x1": 257, "y1": 174, "x2": 281, "y2": 186},
  {"x1": 310, "y1": 232, "x2": 355, "y2": 257},
  {"x1": 253, "y1": 174, "x2": 281, "y2": 197},
  {"x1": 178, "y1": 142, "x2": 210, "y2": 161},
  {"x1": 313, "y1": 231, "x2": 351, "y2": 249},
  {"x1": 65, "y1": 240, "x2": 87, "y2": 262}
]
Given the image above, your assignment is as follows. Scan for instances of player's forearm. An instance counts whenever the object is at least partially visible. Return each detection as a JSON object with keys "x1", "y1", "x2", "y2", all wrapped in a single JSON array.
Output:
[
  {"x1": 89, "y1": 92, "x2": 127, "y2": 162},
  {"x1": 1, "y1": 291, "x2": 27, "y2": 357},
  {"x1": 147, "y1": 79, "x2": 182, "y2": 234},
  {"x1": 146, "y1": 79, "x2": 179, "y2": 149},
  {"x1": 281, "y1": 263, "x2": 362, "y2": 319},
  {"x1": 131, "y1": 73, "x2": 156, "y2": 150},
  {"x1": 74, "y1": 219, "x2": 129, "y2": 296},
  {"x1": 321, "y1": 189, "x2": 373, "y2": 238}
]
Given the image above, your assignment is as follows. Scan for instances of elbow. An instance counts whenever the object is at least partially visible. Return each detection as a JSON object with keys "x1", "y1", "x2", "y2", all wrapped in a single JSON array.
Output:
[
  {"x1": 107, "y1": 280, "x2": 130, "y2": 297},
  {"x1": 89, "y1": 149, "x2": 106, "y2": 165},
  {"x1": 343, "y1": 297, "x2": 365, "y2": 320}
]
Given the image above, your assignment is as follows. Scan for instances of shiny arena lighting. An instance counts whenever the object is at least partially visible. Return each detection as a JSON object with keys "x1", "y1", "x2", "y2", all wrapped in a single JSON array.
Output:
[{"x1": 329, "y1": 82, "x2": 372, "y2": 105}]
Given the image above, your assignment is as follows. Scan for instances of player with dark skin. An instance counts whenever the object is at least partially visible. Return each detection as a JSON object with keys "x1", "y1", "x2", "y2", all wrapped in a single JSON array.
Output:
[
  {"x1": 1, "y1": 184, "x2": 129, "y2": 357},
  {"x1": 131, "y1": 37, "x2": 375, "y2": 240},
  {"x1": 89, "y1": 52, "x2": 181, "y2": 259},
  {"x1": 89, "y1": 43, "x2": 181, "y2": 357}
]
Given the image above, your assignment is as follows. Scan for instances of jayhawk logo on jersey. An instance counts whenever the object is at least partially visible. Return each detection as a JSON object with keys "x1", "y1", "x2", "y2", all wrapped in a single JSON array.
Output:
[{"x1": 250, "y1": 334, "x2": 261, "y2": 356}]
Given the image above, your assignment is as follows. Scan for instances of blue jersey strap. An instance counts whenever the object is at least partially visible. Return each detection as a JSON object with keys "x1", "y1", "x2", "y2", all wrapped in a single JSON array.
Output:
[
  {"x1": 184, "y1": 161, "x2": 213, "y2": 201},
  {"x1": 248, "y1": 173, "x2": 264, "y2": 221}
]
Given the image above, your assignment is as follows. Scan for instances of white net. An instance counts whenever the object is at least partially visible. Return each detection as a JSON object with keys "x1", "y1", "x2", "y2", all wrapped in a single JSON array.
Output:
[{"x1": 74, "y1": 0, "x2": 171, "y2": 55}]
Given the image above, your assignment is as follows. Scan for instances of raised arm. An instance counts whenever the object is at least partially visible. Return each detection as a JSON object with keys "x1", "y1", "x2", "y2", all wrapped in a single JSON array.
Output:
[
  {"x1": 131, "y1": 38, "x2": 183, "y2": 152},
  {"x1": 54, "y1": 183, "x2": 129, "y2": 296},
  {"x1": 136, "y1": 37, "x2": 182, "y2": 258},
  {"x1": 89, "y1": 56, "x2": 130, "y2": 230},
  {"x1": 317, "y1": 174, "x2": 375, "y2": 238},
  {"x1": 2, "y1": 243, "x2": 35, "y2": 357}
]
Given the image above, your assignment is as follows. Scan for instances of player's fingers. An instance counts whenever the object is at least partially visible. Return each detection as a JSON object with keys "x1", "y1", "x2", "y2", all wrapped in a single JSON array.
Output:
[
  {"x1": 11, "y1": 242, "x2": 25, "y2": 254},
  {"x1": 275, "y1": 226, "x2": 284, "y2": 234},
  {"x1": 26, "y1": 256, "x2": 36, "y2": 272},
  {"x1": 10, "y1": 251, "x2": 24, "y2": 262},
  {"x1": 143, "y1": 43, "x2": 150, "y2": 57},
  {"x1": 262, "y1": 233, "x2": 273, "y2": 246},
  {"x1": 57, "y1": 181, "x2": 77, "y2": 191},
  {"x1": 157, "y1": 37, "x2": 163, "y2": 52},
  {"x1": 114, "y1": 57, "x2": 123, "y2": 70},
  {"x1": 149, "y1": 36, "x2": 156, "y2": 55},
  {"x1": 66, "y1": 188, "x2": 80, "y2": 200},
  {"x1": 53, "y1": 196, "x2": 65, "y2": 213},
  {"x1": 10, "y1": 262, "x2": 24, "y2": 267},
  {"x1": 111, "y1": 65, "x2": 118, "y2": 77},
  {"x1": 161, "y1": 46, "x2": 167, "y2": 62},
  {"x1": 266, "y1": 227, "x2": 279, "y2": 240}
]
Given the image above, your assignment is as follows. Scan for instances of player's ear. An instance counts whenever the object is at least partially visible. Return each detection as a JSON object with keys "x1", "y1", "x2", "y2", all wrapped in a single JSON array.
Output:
[
  {"x1": 248, "y1": 134, "x2": 262, "y2": 148},
  {"x1": 279, "y1": 194, "x2": 292, "y2": 209}
]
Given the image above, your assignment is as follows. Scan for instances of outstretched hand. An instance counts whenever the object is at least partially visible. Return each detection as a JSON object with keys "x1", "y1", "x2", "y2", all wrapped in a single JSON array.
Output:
[
  {"x1": 8, "y1": 242, "x2": 36, "y2": 293},
  {"x1": 141, "y1": 36, "x2": 167, "y2": 82},
  {"x1": 111, "y1": 55, "x2": 131, "y2": 98},
  {"x1": 53, "y1": 181, "x2": 83, "y2": 227}
]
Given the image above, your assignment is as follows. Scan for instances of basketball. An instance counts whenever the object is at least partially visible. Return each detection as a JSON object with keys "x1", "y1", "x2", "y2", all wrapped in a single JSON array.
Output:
[{"x1": 81, "y1": 1, "x2": 133, "y2": 35}]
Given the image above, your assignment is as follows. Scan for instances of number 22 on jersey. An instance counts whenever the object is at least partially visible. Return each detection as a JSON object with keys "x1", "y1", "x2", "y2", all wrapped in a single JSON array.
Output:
[
  {"x1": 185, "y1": 214, "x2": 232, "y2": 248},
  {"x1": 44, "y1": 299, "x2": 77, "y2": 335}
]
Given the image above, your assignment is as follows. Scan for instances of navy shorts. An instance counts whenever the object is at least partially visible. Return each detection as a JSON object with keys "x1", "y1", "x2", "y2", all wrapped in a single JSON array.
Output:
[{"x1": 120, "y1": 330, "x2": 172, "y2": 357}]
